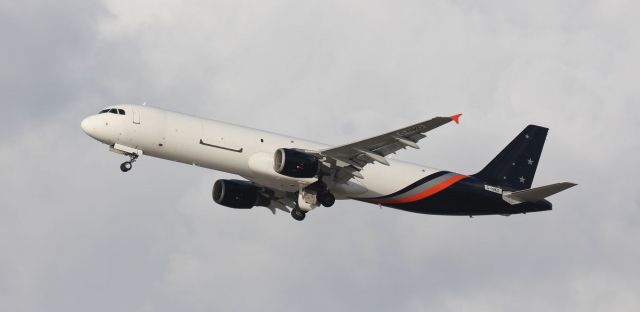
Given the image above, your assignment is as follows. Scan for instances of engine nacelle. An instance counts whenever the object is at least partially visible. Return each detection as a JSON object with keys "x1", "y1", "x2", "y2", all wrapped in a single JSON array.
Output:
[
  {"x1": 273, "y1": 148, "x2": 320, "y2": 178},
  {"x1": 212, "y1": 179, "x2": 267, "y2": 209}
]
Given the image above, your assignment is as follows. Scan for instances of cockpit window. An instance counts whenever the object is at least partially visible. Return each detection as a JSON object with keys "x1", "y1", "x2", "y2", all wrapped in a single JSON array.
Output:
[{"x1": 98, "y1": 108, "x2": 125, "y2": 115}]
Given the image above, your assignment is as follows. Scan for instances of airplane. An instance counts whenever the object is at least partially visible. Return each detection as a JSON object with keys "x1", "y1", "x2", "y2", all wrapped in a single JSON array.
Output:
[{"x1": 81, "y1": 105, "x2": 576, "y2": 221}]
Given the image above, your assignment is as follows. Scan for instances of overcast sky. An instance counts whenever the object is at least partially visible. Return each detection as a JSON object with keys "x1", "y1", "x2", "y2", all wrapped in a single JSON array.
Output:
[{"x1": 1, "y1": 0, "x2": 639, "y2": 311}]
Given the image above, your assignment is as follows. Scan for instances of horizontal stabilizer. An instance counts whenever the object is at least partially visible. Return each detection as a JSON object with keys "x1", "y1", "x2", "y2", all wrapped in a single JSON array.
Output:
[{"x1": 503, "y1": 182, "x2": 577, "y2": 205}]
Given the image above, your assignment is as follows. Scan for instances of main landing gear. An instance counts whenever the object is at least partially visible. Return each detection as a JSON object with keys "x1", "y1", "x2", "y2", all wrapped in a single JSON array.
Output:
[
  {"x1": 290, "y1": 187, "x2": 336, "y2": 221},
  {"x1": 318, "y1": 192, "x2": 336, "y2": 207},
  {"x1": 291, "y1": 208, "x2": 306, "y2": 221},
  {"x1": 120, "y1": 154, "x2": 138, "y2": 172}
]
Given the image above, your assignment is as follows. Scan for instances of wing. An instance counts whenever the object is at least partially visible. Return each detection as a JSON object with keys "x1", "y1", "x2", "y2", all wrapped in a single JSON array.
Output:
[
  {"x1": 249, "y1": 181, "x2": 297, "y2": 215},
  {"x1": 320, "y1": 114, "x2": 462, "y2": 180}
]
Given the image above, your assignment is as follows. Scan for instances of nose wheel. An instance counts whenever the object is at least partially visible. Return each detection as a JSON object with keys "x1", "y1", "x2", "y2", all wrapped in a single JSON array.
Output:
[
  {"x1": 120, "y1": 154, "x2": 138, "y2": 173},
  {"x1": 120, "y1": 161, "x2": 133, "y2": 172}
]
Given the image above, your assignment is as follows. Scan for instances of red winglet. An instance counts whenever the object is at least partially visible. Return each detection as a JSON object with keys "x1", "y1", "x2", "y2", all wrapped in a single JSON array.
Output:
[{"x1": 450, "y1": 113, "x2": 462, "y2": 124}]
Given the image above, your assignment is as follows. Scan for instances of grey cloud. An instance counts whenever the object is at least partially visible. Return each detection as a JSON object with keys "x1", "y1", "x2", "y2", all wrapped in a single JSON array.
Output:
[{"x1": 1, "y1": 0, "x2": 639, "y2": 311}]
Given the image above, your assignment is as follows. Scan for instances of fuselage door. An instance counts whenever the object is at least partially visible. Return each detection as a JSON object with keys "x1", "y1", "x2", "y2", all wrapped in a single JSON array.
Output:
[{"x1": 133, "y1": 110, "x2": 141, "y2": 124}]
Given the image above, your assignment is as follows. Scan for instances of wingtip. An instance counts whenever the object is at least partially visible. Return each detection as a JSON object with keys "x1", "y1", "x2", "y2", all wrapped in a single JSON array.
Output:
[{"x1": 450, "y1": 113, "x2": 462, "y2": 124}]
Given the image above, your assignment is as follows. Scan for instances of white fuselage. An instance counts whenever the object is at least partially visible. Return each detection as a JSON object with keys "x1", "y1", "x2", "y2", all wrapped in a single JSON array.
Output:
[{"x1": 81, "y1": 105, "x2": 444, "y2": 200}]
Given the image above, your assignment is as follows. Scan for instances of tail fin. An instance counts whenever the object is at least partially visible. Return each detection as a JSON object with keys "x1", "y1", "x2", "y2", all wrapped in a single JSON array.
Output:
[{"x1": 473, "y1": 125, "x2": 548, "y2": 190}]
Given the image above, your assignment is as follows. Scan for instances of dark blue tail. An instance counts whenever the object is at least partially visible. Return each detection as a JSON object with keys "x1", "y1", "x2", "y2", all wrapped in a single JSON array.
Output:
[{"x1": 473, "y1": 125, "x2": 548, "y2": 190}]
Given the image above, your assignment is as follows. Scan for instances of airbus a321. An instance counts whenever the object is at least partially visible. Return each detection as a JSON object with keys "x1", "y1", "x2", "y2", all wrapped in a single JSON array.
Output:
[{"x1": 81, "y1": 105, "x2": 576, "y2": 221}]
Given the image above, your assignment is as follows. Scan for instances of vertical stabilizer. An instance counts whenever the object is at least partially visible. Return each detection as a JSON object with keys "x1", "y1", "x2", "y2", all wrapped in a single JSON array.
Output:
[{"x1": 473, "y1": 125, "x2": 547, "y2": 190}]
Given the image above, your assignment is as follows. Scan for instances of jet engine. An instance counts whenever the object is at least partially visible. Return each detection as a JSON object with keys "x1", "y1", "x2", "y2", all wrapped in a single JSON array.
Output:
[
  {"x1": 273, "y1": 148, "x2": 320, "y2": 178},
  {"x1": 212, "y1": 179, "x2": 269, "y2": 209}
]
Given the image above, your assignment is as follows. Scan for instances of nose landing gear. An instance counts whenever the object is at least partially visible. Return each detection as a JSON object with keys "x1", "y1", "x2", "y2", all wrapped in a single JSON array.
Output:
[
  {"x1": 109, "y1": 144, "x2": 142, "y2": 173},
  {"x1": 120, "y1": 154, "x2": 138, "y2": 172},
  {"x1": 120, "y1": 161, "x2": 133, "y2": 172}
]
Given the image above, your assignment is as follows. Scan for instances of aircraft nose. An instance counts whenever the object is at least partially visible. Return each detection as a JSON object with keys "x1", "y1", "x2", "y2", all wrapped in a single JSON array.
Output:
[
  {"x1": 81, "y1": 116, "x2": 98, "y2": 138},
  {"x1": 81, "y1": 117, "x2": 91, "y2": 133}
]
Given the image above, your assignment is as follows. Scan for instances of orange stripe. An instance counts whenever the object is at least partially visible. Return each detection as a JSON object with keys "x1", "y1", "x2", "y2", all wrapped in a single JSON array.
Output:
[{"x1": 373, "y1": 175, "x2": 467, "y2": 204}]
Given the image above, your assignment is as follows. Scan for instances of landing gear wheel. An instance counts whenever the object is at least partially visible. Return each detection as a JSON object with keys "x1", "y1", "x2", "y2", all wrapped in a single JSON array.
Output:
[
  {"x1": 120, "y1": 161, "x2": 132, "y2": 172},
  {"x1": 291, "y1": 208, "x2": 306, "y2": 221},
  {"x1": 319, "y1": 192, "x2": 335, "y2": 207},
  {"x1": 119, "y1": 153, "x2": 139, "y2": 173}
]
